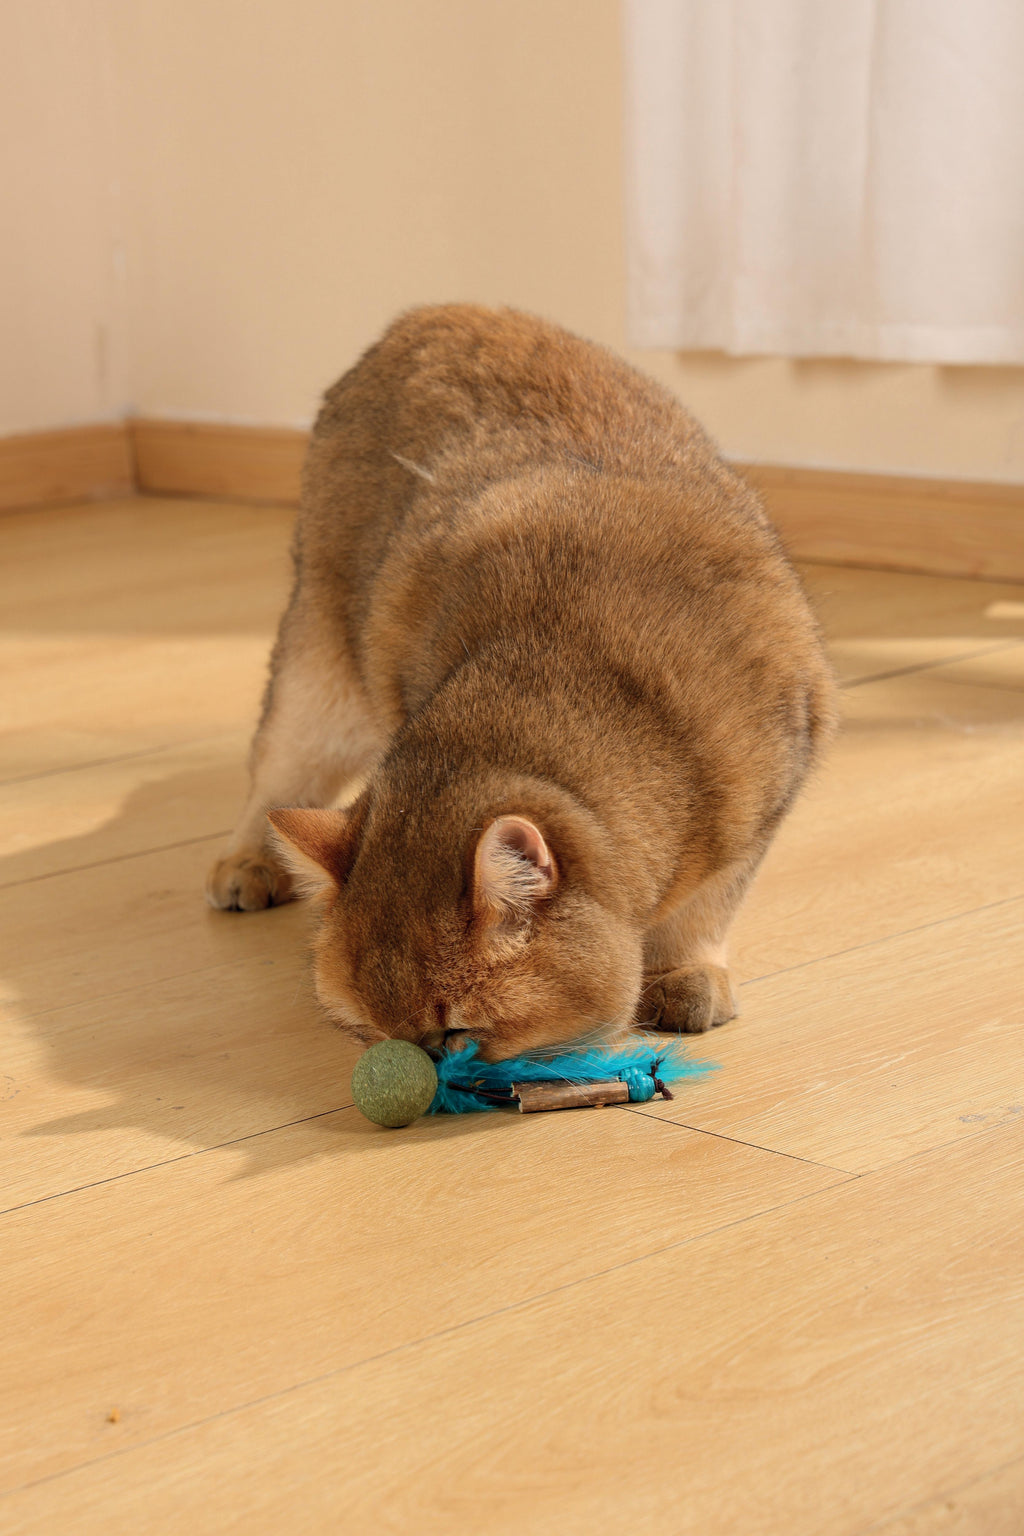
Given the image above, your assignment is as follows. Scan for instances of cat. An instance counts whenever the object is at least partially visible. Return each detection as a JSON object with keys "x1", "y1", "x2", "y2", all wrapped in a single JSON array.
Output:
[{"x1": 207, "y1": 304, "x2": 836, "y2": 1062}]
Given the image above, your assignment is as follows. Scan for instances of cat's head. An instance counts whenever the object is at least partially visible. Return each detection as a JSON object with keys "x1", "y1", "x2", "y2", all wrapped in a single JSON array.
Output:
[{"x1": 268, "y1": 787, "x2": 643, "y2": 1062}]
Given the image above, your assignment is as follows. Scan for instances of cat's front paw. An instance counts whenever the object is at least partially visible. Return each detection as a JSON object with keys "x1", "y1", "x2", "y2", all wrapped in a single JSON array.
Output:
[
  {"x1": 205, "y1": 852, "x2": 294, "y2": 911},
  {"x1": 643, "y1": 964, "x2": 738, "y2": 1034}
]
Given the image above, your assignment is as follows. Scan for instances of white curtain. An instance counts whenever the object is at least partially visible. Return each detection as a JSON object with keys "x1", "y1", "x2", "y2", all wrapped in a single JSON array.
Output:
[{"x1": 624, "y1": 0, "x2": 1024, "y2": 363}]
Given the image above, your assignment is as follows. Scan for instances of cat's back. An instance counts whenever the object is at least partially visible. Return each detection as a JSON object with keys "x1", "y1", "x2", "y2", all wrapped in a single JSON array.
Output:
[
  {"x1": 303, "y1": 303, "x2": 776, "y2": 579},
  {"x1": 313, "y1": 304, "x2": 769, "y2": 498},
  {"x1": 298, "y1": 305, "x2": 833, "y2": 796},
  {"x1": 314, "y1": 302, "x2": 697, "y2": 464}
]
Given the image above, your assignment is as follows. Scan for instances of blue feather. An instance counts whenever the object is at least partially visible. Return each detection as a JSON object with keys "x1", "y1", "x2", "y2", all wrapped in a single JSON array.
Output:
[{"x1": 429, "y1": 1036, "x2": 715, "y2": 1114}]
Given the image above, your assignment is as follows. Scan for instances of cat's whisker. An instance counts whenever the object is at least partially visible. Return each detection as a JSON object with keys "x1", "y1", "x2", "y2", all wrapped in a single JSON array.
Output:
[{"x1": 511, "y1": 1013, "x2": 630, "y2": 1066}]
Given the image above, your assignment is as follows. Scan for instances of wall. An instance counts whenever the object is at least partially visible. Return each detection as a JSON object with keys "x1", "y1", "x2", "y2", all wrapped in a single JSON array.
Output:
[
  {"x1": 0, "y1": 1, "x2": 129, "y2": 433},
  {"x1": 636, "y1": 351, "x2": 1024, "y2": 483},
  {"x1": 5, "y1": 0, "x2": 1024, "y2": 483},
  {"x1": 105, "y1": 0, "x2": 625, "y2": 429}
]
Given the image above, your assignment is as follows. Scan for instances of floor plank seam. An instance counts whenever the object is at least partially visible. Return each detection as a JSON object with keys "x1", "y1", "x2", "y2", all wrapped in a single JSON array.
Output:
[
  {"x1": 1, "y1": 1075, "x2": 827, "y2": 1220},
  {"x1": 799, "y1": 554, "x2": 1024, "y2": 584},
  {"x1": 913, "y1": 663, "x2": 1024, "y2": 700},
  {"x1": 0, "y1": 1102, "x2": 355, "y2": 1220},
  {"x1": 0, "y1": 831, "x2": 231, "y2": 891},
  {"x1": 625, "y1": 1113, "x2": 1024, "y2": 1180},
  {"x1": 0, "y1": 1170, "x2": 858, "y2": 1502},
  {"x1": 619, "y1": 1109, "x2": 855, "y2": 1173},
  {"x1": 0, "y1": 731, "x2": 242, "y2": 789},
  {"x1": 850, "y1": 1111, "x2": 1024, "y2": 1180},
  {"x1": 837, "y1": 636, "x2": 1024, "y2": 692},
  {"x1": 738, "y1": 889, "x2": 1024, "y2": 990},
  {"x1": 844, "y1": 1450, "x2": 1024, "y2": 1536}
]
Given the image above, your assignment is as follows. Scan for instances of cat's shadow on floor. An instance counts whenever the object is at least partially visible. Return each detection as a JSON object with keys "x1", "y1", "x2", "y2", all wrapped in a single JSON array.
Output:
[{"x1": 5, "y1": 766, "x2": 497, "y2": 1195}]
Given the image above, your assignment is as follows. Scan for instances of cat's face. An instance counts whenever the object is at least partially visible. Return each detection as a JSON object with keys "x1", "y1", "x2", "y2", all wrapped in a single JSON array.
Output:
[{"x1": 269, "y1": 804, "x2": 643, "y2": 1062}]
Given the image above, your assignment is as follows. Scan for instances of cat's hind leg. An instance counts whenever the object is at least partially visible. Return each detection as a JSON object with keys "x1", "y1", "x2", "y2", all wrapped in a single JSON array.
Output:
[
  {"x1": 206, "y1": 599, "x2": 384, "y2": 911},
  {"x1": 640, "y1": 860, "x2": 757, "y2": 1034}
]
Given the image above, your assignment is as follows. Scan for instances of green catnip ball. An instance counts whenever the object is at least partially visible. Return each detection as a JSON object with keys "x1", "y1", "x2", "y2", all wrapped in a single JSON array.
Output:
[{"x1": 351, "y1": 1040, "x2": 439, "y2": 1128}]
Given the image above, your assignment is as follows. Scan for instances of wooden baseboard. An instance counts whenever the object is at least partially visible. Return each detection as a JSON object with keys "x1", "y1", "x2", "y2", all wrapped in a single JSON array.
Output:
[
  {"x1": 743, "y1": 463, "x2": 1024, "y2": 583},
  {"x1": 0, "y1": 423, "x2": 134, "y2": 513},
  {"x1": 4, "y1": 416, "x2": 1022, "y2": 580},
  {"x1": 129, "y1": 419, "x2": 1023, "y2": 582},
  {"x1": 130, "y1": 419, "x2": 307, "y2": 504}
]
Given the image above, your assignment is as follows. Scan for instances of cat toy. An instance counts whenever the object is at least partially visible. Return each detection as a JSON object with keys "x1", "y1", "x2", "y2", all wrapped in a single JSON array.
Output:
[{"x1": 350, "y1": 1037, "x2": 714, "y2": 1128}]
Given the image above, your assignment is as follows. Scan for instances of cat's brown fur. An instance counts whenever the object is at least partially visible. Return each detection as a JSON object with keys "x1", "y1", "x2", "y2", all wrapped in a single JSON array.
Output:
[{"x1": 207, "y1": 305, "x2": 835, "y2": 1060}]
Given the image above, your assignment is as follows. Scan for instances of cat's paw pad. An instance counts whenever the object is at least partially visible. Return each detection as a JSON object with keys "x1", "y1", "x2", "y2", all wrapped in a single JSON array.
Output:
[
  {"x1": 205, "y1": 853, "x2": 294, "y2": 912},
  {"x1": 643, "y1": 964, "x2": 737, "y2": 1034}
]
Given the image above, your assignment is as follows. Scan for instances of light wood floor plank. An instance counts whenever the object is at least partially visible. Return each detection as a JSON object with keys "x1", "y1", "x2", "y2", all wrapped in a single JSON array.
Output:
[
  {"x1": 0, "y1": 1104, "x2": 843, "y2": 1492},
  {"x1": 862, "y1": 1457, "x2": 1024, "y2": 1535},
  {"x1": 5, "y1": 1124, "x2": 1020, "y2": 1535},
  {"x1": 0, "y1": 635, "x2": 271, "y2": 782},
  {"x1": 932, "y1": 640, "x2": 1024, "y2": 693},
  {"x1": 6, "y1": 498, "x2": 1023, "y2": 1531},
  {"x1": 0, "y1": 948, "x2": 343, "y2": 1211},
  {"x1": 642, "y1": 898, "x2": 1024, "y2": 1172},
  {"x1": 834, "y1": 635, "x2": 1022, "y2": 689},
  {"x1": 0, "y1": 497, "x2": 292, "y2": 633},
  {"x1": 0, "y1": 735, "x2": 245, "y2": 885},
  {"x1": 800, "y1": 564, "x2": 1024, "y2": 684},
  {"x1": 0, "y1": 842, "x2": 305, "y2": 1020},
  {"x1": 733, "y1": 664, "x2": 1024, "y2": 979},
  {"x1": 0, "y1": 497, "x2": 290, "y2": 778}
]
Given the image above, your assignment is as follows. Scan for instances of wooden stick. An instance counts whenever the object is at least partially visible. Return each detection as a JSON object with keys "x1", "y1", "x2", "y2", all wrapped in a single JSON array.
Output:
[{"x1": 514, "y1": 1080, "x2": 631, "y2": 1114}]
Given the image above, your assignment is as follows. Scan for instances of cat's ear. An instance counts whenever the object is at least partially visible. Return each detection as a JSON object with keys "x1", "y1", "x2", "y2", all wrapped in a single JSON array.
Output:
[
  {"x1": 268, "y1": 808, "x2": 355, "y2": 896},
  {"x1": 473, "y1": 815, "x2": 558, "y2": 927}
]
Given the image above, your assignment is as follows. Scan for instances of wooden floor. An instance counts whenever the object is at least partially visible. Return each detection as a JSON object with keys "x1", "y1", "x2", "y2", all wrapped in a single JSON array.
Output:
[{"x1": 2, "y1": 496, "x2": 1023, "y2": 1535}]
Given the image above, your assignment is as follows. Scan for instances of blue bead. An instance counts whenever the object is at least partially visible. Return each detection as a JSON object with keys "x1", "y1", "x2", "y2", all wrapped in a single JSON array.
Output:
[{"x1": 619, "y1": 1065, "x2": 657, "y2": 1102}]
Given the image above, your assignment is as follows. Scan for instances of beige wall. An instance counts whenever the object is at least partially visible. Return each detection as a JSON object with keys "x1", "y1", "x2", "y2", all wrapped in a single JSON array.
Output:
[
  {"x1": 106, "y1": 0, "x2": 626, "y2": 428},
  {"x1": 1, "y1": 1, "x2": 128, "y2": 433},
  {"x1": 5, "y1": 0, "x2": 1024, "y2": 482},
  {"x1": 637, "y1": 351, "x2": 1024, "y2": 482}
]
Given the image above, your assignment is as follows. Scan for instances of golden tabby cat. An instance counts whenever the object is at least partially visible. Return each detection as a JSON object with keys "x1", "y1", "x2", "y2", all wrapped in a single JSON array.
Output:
[{"x1": 207, "y1": 305, "x2": 835, "y2": 1061}]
